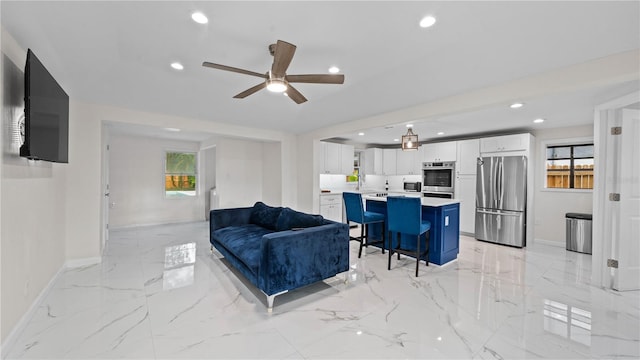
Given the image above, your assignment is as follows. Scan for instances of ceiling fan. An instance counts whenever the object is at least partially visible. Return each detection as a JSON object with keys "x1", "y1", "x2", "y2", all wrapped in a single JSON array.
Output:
[{"x1": 202, "y1": 40, "x2": 344, "y2": 104}]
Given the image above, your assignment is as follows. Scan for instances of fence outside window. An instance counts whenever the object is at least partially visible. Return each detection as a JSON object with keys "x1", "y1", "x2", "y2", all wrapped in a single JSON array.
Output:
[
  {"x1": 165, "y1": 152, "x2": 197, "y2": 197},
  {"x1": 546, "y1": 144, "x2": 593, "y2": 189}
]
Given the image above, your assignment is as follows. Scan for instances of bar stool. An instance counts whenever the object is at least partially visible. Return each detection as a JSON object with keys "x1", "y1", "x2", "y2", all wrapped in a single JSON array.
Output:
[
  {"x1": 342, "y1": 192, "x2": 386, "y2": 258},
  {"x1": 386, "y1": 196, "x2": 431, "y2": 277}
]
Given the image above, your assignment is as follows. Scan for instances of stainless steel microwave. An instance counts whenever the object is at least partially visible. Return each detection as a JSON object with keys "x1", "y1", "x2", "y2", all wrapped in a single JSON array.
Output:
[
  {"x1": 422, "y1": 161, "x2": 455, "y2": 193},
  {"x1": 403, "y1": 181, "x2": 421, "y2": 192}
]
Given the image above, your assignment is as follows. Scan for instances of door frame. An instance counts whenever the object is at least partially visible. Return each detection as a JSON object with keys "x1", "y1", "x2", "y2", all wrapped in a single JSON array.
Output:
[
  {"x1": 592, "y1": 91, "x2": 639, "y2": 288},
  {"x1": 100, "y1": 123, "x2": 110, "y2": 254}
]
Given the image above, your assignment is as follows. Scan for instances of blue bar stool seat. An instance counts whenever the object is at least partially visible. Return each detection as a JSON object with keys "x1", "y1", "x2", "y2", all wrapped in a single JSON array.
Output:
[
  {"x1": 343, "y1": 192, "x2": 386, "y2": 258},
  {"x1": 386, "y1": 196, "x2": 431, "y2": 277}
]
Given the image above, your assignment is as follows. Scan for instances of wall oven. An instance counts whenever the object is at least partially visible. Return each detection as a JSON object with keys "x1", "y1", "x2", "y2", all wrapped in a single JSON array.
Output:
[{"x1": 422, "y1": 161, "x2": 455, "y2": 196}]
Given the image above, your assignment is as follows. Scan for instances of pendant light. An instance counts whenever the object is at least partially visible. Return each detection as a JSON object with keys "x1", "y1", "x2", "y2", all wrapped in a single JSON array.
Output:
[{"x1": 402, "y1": 127, "x2": 419, "y2": 151}]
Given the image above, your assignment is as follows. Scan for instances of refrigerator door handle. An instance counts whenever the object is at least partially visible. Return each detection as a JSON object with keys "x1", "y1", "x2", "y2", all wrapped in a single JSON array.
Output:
[
  {"x1": 477, "y1": 209, "x2": 521, "y2": 217},
  {"x1": 498, "y1": 159, "x2": 504, "y2": 209},
  {"x1": 491, "y1": 161, "x2": 500, "y2": 209}
]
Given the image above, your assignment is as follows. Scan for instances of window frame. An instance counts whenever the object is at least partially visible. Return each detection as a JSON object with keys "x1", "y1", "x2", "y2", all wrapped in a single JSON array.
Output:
[
  {"x1": 164, "y1": 150, "x2": 198, "y2": 198},
  {"x1": 540, "y1": 137, "x2": 593, "y2": 193}
]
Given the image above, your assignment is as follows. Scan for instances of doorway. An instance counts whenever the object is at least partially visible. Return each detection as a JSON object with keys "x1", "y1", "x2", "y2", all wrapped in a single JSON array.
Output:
[{"x1": 592, "y1": 92, "x2": 640, "y2": 291}]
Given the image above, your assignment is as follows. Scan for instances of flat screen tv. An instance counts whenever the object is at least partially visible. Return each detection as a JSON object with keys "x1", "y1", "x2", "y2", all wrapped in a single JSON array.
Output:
[{"x1": 20, "y1": 49, "x2": 69, "y2": 163}]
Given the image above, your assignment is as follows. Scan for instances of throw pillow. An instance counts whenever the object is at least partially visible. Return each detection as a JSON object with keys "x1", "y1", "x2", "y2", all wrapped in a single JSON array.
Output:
[
  {"x1": 275, "y1": 207, "x2": 324, "y2": 231},
  {"x1": 249, "y1": 202, "x2": 282, "y2": 230}
]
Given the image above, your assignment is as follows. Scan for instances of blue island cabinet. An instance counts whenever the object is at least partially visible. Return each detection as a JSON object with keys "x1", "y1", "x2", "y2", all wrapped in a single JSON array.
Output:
[{"x1": 365, "y1": 198, "x2": 460, "y2": 266}]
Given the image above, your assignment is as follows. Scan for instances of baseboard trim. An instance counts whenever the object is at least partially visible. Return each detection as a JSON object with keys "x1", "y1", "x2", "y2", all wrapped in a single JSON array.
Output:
[
  {"x1": 1, "y1": 264, "x2": 65, "y2": 359},
  {"x1": 65, "y1": 256, "x2": 102, "y2": 268},
  {"x1": 110, "y1": 219, "x2": 205, "y2": 230},
  {"x1": 534, "y1": 238, "x2": 565, "y2": 248}
]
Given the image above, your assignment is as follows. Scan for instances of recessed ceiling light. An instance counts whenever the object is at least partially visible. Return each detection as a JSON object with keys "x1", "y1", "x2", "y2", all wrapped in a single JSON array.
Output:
[
  {"x1": 419, "y1": 15, "x2": 437, "y2": 28},
  {"x1": 191, "y1": 12, "x2": 208, "y2": 24},
  {"x1": 406, "y1": 124, "x2": 413, "y2": 128},
  {"x1": 393, "y1": 138, "x2": 400, "y2": 142},
  {"x1": 533, "y1": 118, "x2": 545, "y2": 123},
  {"x1": 510, "y1": 102, "x2": 524, "y2": 109},
  {"x1": 358, "y1": 132, "x2": 364, "y2": 136},
  {"x1": 165, "y1": 127, "x2": 181, "y2": 132},
  {"x1": 437, "y1": 132, "x2": 444, "y2": 135},
  {"x1": 170, "y1": 62, "x2": 184, "y2": 70},
  {"x1": 328, "y1": 66, "x2": 340, "y2": 73}
]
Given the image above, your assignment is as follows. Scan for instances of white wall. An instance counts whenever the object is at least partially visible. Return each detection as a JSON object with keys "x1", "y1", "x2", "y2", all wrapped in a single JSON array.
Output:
[
  {"x1": 261, "y1": 141, "x2": 282, "y2": 207},
  {"x1": 1, "y1": 29, "x2": 67, "y2": 344},
  {"x1": 108, "y1": 134, "x2": 205, "y2": 228},
  {"x1": 216, "y1": 138, "x2": 263, "y2": 208},
  {"x1": 532, "y1": 125, "x2": 594, "y2": 245},
  {"x1": 202, "y1": 146, "x2": 216, "y2": 219}
]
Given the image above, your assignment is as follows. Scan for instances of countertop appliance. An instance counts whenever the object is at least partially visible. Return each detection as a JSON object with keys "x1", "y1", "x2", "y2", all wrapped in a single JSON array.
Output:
[
  {"x1": 475, "y1": 155, "x2": 527, "y2": 247},
  {"x1": 403, "y1": 181, "x2": 421, "y2": 192},
  {"x1": 422, "y1": 161, "x2": 455, "y2": 196}
]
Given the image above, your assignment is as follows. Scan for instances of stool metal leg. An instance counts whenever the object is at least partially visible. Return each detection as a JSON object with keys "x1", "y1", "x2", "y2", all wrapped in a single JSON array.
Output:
[
  {"x1": 358, "y1": 224, "x2": 365, "y2": 258},
  {"x1": 387, "y1": 230, "x2": 392, "y2": 270},
  {"x1": 415, "y1": 234, "x2": 420, "y2": 277},
  {"x1": 381, "y1": 223, "x2": 385, "y2": 254}
]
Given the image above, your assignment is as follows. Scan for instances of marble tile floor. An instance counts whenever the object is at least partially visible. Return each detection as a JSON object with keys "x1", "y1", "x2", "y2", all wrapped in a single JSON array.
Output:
[{"x1": 5, "y1": 221, "x2": 639, "y2": 359}]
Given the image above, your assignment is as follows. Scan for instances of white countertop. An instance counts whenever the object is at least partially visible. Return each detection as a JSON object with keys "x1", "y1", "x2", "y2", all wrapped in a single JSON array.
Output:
[
  {"x1": 319, "y1": 191, "x2": 342, "y2": 196},
  {"x1": 362, "y1": 194, "x2": 460, "y2": 207}
]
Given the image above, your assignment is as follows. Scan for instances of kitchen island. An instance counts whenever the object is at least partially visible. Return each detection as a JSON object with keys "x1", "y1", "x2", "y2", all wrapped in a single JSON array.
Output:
[{"x1": 362, "y1": 195, "x2": 460, "y2": 265}]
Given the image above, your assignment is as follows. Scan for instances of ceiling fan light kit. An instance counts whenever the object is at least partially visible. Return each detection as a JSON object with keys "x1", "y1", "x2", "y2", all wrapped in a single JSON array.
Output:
[
  {"x1": 202, "y1": 40, "x2": 344, "y2": 104},
  {"x1": 402, "y1": 128, "x2": 419, "y2": 151},
  {"x1": 266, "y1": 78, "x2": 287, "y2": 93}
]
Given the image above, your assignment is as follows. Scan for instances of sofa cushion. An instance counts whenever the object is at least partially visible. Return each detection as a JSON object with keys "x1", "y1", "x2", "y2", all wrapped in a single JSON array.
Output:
[
  {"x1": 249, "y1": 202, "x2": 282, "y2": 230},
  {"x1": 275, "y1": 207, "x2": 325, "y2": 231},
  {"x1": 212, "y1": 224, "x2": 274, "y2": 275}
]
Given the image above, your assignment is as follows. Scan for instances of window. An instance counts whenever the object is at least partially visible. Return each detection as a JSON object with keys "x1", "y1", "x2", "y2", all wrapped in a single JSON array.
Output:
[
  {"x1": 546, "y1": 144, "x2": 593, "y2": 189},
  {"x1": 165, "y1": 152, "x2": 197, "y2": 197}
]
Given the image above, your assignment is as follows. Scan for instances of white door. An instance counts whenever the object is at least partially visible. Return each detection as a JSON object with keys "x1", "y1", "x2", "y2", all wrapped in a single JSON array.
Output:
[
  {"x1": 101, "y1": 126, "x2": 110, "y2": 252},
  {"x1": 613, "y1": 109, "x2": 640, "y2": 291}
]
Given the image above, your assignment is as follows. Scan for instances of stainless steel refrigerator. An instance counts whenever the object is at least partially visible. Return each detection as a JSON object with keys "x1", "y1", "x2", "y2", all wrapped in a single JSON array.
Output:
[{"x1": 475, "y1": 155, "x2": 527, "y2": 247}]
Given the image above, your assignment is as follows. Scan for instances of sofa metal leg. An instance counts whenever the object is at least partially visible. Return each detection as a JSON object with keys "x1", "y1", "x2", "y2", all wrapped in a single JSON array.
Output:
[{"x1": 264, "y1": 290, "x2": 288, "y2": 313}]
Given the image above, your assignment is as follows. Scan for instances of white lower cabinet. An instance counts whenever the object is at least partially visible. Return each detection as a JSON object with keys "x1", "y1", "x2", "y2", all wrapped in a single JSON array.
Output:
[
  {"x1": 320, "y1": 194, "x2": 343, "y2": 222},
  {"x1": 455, "y1": 174, "x2": 476, "y2": 234}
]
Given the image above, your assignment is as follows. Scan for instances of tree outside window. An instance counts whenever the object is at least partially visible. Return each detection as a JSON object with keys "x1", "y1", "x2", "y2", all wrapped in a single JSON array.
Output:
[
  {"x1": 546, "y1": 144, "x2": 593, "y2": 189},
  {"x1": 165, "y1": 152, "x2": 196, "y2": 197}
]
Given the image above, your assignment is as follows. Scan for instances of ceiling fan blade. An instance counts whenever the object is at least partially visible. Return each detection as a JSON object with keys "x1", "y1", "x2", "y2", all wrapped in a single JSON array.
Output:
[
  {"x1": 202, "y1": 62, "x2": 267, "y2": 79},
  {"x1": 271, "y1": 40, "x2": 296, "y2": 77},
  {"x1": 285, "y1": 85, "x2": 307, "y2": 104},
  {"x1": 233, "y1": 82, "x2": 267, "y2": 99},
  {"x1": 286, "y1": 74, "x2": 345, "y2": 84}
]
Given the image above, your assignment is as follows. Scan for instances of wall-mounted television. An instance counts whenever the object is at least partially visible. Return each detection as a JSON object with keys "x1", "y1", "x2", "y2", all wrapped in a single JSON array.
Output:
[{"x1": 19, "y1": 49, "x2": 69, "y2": 163}]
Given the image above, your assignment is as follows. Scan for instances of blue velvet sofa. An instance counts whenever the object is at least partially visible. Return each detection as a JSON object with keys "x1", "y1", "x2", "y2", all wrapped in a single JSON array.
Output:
[{"x1": 210, "y1": 202, "x2": 349, "y2": 311}]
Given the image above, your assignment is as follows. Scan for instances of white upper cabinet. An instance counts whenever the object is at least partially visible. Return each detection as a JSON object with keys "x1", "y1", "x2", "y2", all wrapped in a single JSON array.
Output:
[
  {"x1": 319, "y1": 142, "x2": 354, "y2": 174},
  {"x1": 341, "y1": 144, "x2": 355, "y2": 175},
  {"x1": 363, "y1": 148, "x2": 383, "y2": 175},
  {"x1": 382, "y1": 148, "x2": 397, "y2": 175},
  {"x1": 456, "y1": 139, "x2": 480, "y2": 175},
  {"x1": 423, "y1": 141, "x2": 457, "y2": 162},
  {"x1": 480, "y1": 134, "x2": 529, "y2": 154},
  {"x1": 396, "y1": 147, "x2": 422, "y2": 175}
]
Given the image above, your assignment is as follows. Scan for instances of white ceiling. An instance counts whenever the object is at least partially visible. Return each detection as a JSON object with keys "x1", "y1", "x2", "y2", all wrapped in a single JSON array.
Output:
[{"x1": 2, "y1": 1, "x2": 639, "y2": 144}]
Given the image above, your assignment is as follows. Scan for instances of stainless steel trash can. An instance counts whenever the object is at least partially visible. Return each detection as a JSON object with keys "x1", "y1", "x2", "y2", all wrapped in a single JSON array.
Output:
[{"x1": 566, "y1": 213, "x2": 592, "y2": 254}]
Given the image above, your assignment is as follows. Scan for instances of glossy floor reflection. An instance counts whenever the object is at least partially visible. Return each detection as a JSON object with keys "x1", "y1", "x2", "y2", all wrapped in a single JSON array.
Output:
[{"x1": 6, "y1": 222, "x2": 639, "y2": 359}]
